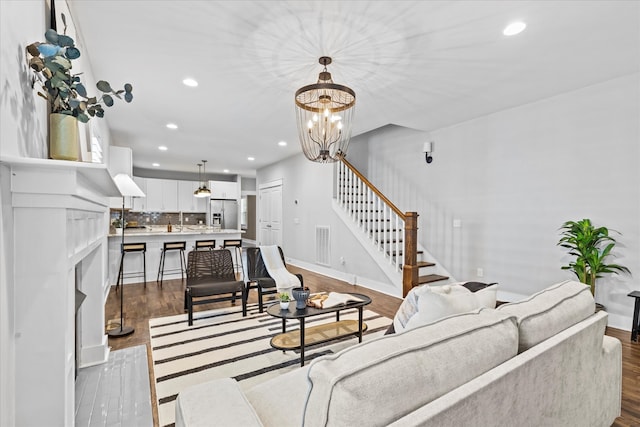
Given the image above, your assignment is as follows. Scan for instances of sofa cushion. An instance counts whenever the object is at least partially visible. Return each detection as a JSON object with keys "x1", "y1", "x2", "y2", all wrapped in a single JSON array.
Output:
[
  {"x1": 245, "y1": 367, "x2": 310, "y2": 427},
  {"x1": 302, "y1": 309, "x2": 519, "y2": 427},
  {"x1": 497, "y1": 280, "x2": 594, "y2": 352}
]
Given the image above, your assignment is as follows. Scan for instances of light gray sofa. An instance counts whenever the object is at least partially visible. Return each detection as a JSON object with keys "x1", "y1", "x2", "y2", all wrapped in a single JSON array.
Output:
[{"x1": 175, "y1": 280, "x2": 621, "y2": 427}]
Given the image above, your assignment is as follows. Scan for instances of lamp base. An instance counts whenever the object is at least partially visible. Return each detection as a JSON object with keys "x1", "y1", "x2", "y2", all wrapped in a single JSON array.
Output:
[{"x1": 108, "y1": 325, "x2": 135, "y2": 337}]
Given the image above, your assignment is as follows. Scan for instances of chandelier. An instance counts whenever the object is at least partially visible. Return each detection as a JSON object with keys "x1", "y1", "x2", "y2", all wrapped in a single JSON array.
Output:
[
  {"x1": 194, "y1": 160, "x2": 211, "y2": 198},
  {"x1": 295, "y1": 57, "x2": 356, "y2": 163}
]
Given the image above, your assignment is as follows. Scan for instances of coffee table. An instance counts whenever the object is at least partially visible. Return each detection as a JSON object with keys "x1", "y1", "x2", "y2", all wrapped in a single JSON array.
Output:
[{"x1": 266, "y1": 293, "x2": 372, "y2": 366}]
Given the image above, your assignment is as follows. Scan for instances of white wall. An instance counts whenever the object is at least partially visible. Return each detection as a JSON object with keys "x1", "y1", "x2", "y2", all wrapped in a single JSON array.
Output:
[
  {"x1": 0, "y1": 2, "x2": 115, "y2": 424},
  {"x1": 0, "y1": 3, "x2": 46, "y2": 424},
  {"x1": 257, "y1": 154, "x2": 390, "y2": 288},
  {"x1": 0, "y1": 0, "x2": 48, "y2": 159},
  {"x1": 354, "y1": 73, "x2": 640, "y2": 329},
  {"x1": 258, "y1": 73, "x2": 639, "y2": 329}
]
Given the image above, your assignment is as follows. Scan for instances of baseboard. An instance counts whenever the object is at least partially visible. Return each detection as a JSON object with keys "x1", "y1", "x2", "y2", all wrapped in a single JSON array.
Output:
[
  {"x1": 286, "y1": 257, "x2": 402, "y2": 299},
  {"x1": 78, "y1": 335, "x2": 110, "y2": 368},
  {"x1": 606, "y1": 312, "x2": 632, "y2": 332}
]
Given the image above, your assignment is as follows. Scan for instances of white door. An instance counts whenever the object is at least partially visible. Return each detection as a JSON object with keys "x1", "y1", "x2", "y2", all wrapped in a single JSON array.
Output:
[{"x1": 258, "y1": 181, "x2": 282, "y2": 246}]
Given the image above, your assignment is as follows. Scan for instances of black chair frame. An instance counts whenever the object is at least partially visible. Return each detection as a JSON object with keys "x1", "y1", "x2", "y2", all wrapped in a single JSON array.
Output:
[
  {"x1": 185, "y1": 249, "x2": 247, "y2": 326},
  {"x1": 117, "y1": 242, "x2": 147, "y2": 289},
  {"x1": 194, "y1": 239, "x2": 216, "y2": 250},
  {"x1": 157, "y1": 241, "x2": 187, "y2": 287},
  {"x1": 245, "y1": 246, "x2": 303, "y2": 313},
  {"x1": 223, "y1": 239, "x2": 244, "y2": 280}
]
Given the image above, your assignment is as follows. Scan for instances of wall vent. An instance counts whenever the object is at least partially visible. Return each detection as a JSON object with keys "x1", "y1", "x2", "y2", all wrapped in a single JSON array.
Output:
[{"x1": 315, "y1": 225, "x2": 330, "y2": 266}]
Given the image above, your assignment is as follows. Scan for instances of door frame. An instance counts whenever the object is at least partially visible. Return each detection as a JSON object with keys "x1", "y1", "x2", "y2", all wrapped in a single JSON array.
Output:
[{"x1": 258, "y1": 179, "x2": 283, "y2": 246}]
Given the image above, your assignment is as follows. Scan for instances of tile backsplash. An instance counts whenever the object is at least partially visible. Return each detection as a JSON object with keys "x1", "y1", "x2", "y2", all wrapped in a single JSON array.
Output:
[{"x1": 110, "y1": 211, "x2": 207, "y2": 228}]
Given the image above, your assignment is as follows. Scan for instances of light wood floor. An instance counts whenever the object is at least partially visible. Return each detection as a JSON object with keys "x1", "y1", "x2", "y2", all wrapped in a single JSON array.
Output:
[{"x1": 105, "y1": 266, "x2": 640, "y2": 427}]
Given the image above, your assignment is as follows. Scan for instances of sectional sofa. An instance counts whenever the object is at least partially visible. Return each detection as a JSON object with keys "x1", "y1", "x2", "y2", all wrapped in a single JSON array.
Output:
[{"x1": 175, "y1": 280, "x2": 622, "y2": 426}]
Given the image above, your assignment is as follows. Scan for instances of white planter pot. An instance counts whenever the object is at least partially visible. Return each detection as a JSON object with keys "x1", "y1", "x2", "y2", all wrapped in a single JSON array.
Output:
[{"x1": 279, "y1": 301, "x2": 289, "y2": 310}]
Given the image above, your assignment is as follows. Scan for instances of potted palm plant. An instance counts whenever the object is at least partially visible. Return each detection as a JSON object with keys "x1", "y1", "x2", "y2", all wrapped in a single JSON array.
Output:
[
  {"x1": 26, "y1": 13, "x2": 133, "y2": 160},
  {"x1": 557, "y1": 219, "x2": 630, "y2": 302}
]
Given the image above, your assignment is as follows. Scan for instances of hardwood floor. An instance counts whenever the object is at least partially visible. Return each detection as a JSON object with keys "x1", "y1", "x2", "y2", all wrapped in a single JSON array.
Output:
[{"x1": 105, "y1": 266, "x2": 639, "y2": 427}]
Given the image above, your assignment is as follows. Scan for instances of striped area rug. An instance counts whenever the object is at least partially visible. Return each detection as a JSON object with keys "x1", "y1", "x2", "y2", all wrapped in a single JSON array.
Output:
[{"x1": 149, "y1": 303, "x2": 391, "y2": 427}]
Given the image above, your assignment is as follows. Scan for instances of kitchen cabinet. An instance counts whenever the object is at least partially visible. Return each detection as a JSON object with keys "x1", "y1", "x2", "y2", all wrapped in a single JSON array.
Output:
[
  {"x1": 178, "y1": 180, "x2": 208, "y2": 212},
  {"x1": 145, "y1": 178, "x2": 178, "y2": 212},
  {"x1": 131, "y1": 177, "x2": 147, "y2": 211},
  {"x1": 209, "y1": 180, "x2": 238, "y2": 200}
]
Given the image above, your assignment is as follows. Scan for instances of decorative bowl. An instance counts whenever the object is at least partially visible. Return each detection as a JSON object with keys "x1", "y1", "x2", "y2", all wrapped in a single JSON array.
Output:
[{"x1": 292, "y1": 287, "x2": 310, "y2": 309}]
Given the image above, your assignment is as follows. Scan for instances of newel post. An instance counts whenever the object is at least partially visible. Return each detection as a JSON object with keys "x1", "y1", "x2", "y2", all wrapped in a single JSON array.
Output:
[{"x1": 402, "y1": 212, "x2": 419, "y2": 297}]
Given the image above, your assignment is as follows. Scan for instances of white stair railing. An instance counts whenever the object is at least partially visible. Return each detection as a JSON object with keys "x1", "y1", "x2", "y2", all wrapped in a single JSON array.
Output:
[{"x1": 336, "y1": 159, "x2": 405, "y2": 272}]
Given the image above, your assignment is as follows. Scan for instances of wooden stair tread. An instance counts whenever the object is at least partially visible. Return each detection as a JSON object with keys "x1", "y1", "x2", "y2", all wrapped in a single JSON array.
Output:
[
  {"x1": 417, "y1": 261, "x2": 435, "y2": 268},
  {"x1": 418, "y1": 274, "x2": 448, "y2": 284}
]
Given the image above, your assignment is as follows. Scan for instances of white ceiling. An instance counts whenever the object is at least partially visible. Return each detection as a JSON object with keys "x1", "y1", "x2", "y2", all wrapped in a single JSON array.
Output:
[{"x1": 68, "y1": 1, "x2": 639, "y2": 178}]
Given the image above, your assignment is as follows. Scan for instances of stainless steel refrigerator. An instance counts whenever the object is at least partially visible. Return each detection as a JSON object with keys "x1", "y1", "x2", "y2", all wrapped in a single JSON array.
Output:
[{"x1": 210, "y1": 199, "x2": 238, "y2": 230}]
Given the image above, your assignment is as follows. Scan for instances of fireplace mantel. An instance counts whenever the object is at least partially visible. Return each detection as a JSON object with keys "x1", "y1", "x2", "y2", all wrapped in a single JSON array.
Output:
[{"x1": 1, "y1": 156, "x2": 120, "y2": 426}]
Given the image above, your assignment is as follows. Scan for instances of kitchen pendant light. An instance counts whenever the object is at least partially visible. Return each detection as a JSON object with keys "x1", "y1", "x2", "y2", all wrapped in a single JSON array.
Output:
[
  {"x1": 295, "y1": 56, "x2": 356, "y2": 163},
  {"x1": 194, "y1": 160, "x2": 211, "y2": 198}
]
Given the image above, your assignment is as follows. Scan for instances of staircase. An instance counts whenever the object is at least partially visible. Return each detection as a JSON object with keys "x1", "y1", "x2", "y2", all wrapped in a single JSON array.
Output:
[{"x1": 334, "y1": 157, "x2": 448, "y2": 296}]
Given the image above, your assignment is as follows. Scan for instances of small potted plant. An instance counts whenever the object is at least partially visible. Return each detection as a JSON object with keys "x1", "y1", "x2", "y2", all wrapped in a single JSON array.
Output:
[
  {"x1": 111, "y1": 217, "x2": 126, "y2": 235},
  {"x1": 277, "y1": 292, "x2": 290, "y2": 310}
]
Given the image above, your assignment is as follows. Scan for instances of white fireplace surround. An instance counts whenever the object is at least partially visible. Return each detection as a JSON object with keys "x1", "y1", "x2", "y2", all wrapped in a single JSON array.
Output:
[{"x1": 1, "y1": 156, "x2": 120, "y2": 426}]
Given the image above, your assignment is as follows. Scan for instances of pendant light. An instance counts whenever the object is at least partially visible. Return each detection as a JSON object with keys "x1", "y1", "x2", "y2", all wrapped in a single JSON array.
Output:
[
  {"x1": 194, "y1": 160, "x2": 211, "y2": 198},
  {"x1": 295, "y1": 56, "x2": 356, "y2": 163}
]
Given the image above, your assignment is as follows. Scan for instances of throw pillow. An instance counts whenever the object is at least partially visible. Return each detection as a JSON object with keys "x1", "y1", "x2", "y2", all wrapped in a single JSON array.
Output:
[
  {"x1": 389, "y1": 281, "x2": 499, "y2": 334},
  {"x1": 474, "y1": 284, "x2": 498, "y2": 308},
  {"x1": 391, "y1": 286, "x2": 420, "y2": 333},
  {"x1": 404, "y1": 285, "x2": 483, "y2": 330}
]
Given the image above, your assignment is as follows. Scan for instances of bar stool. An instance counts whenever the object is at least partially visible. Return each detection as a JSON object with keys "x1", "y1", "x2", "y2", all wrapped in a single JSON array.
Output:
[
  {"x1": 194, "y1": 239, "x2": 216, "y2": 251},
  {"x1": 157, "y1": 241, "x2": 187, "y2": 287},
  {"x1": 223, "y1": 239, "x2": 244, "y2": 280},
  {"x1": 116, "y1": 242, "x2": 147, "y2": 289}
]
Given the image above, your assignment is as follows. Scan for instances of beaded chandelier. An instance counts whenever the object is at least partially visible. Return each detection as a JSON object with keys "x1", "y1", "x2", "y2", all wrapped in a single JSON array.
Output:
[{"x1": 295, "y1": 57, "x2": 356, "y2": 163}]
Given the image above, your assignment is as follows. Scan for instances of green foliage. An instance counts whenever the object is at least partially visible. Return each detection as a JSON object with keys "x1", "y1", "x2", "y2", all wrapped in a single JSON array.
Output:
[
  {"x1": 26, "y1": 14, "x2": 133, "y2": 123},
  {"x1": 277, "y1": 293, "x2": 290, "y2": 302},
  {"x1": 557, "y1": 219, "x2": 630, "y2": 295},
  {"x1": 111, "y1": 216, "x2": 127, "y2": 228}
]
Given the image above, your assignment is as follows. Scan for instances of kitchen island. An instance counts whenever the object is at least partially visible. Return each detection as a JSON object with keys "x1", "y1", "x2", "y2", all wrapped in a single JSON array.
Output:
[{"x1": 108, "y1": 227, "x2": 243, "y2": 285}]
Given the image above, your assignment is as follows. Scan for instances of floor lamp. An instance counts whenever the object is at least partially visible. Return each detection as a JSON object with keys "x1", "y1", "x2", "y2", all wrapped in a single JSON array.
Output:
[{"x1": 109, "y1": 174, "x2": 145, "y2": 338}]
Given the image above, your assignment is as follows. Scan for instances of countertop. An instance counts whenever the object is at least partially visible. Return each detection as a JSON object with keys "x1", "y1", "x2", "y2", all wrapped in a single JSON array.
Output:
[{"x1": 108, "y1": 228, "x2": 244, "y2": 237}]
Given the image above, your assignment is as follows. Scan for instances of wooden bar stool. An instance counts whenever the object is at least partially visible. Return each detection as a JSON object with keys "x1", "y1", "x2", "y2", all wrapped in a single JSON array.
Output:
[
  {"x1": 223, "y1": 239, "x2": 244, "y2": 280},
  {"x1": 157, "y1": 241, "x2": 187, "y2": 287},
  {"x1": 117, "y1": 242, "x2": 147, "y2": 289},
  {"x1": 194, "y1": 239, "x2": 216, "y2": 251}
]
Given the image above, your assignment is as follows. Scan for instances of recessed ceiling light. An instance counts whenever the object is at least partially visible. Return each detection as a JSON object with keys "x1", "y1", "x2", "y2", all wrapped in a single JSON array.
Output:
[
  {"x1": 247, "y1": 157, "x2": 255, "y2": 161},
  {"x1": 182, "y1": 78, "x2": 198, "y2": 87},
  {"x1": 152, "y1": 163, "x2": 160, "y2": 167},
  {"x1": 158, "y1": 146, "x2": 168, "y2": 151},
  {"x1": 503, "y1": 21, "x2": 526, "y2": 36},
  {"x1": 278, "y1": 141, "x2": 287, "y2": 147},
  {"x1": 166, "y1": 123, "x2": 178, "y2": 130},
  {"x1": 223, "y1": 169, "x2": 229, "y2": 173}
]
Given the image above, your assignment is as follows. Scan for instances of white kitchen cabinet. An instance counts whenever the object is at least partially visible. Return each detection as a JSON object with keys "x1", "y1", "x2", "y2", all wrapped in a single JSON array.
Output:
[
  {"x1": 145, "y1": 178, "x2": 178, "y2": 211},
  {"x1": 178, "y1": 180, "x2": 208, "y2": 212},
  {"x1": 131, "y1": 177, "x2": 147, "y2": 211},
  {"x1": 209, "y1": 180, "x2": 238, "y2": 200}
]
